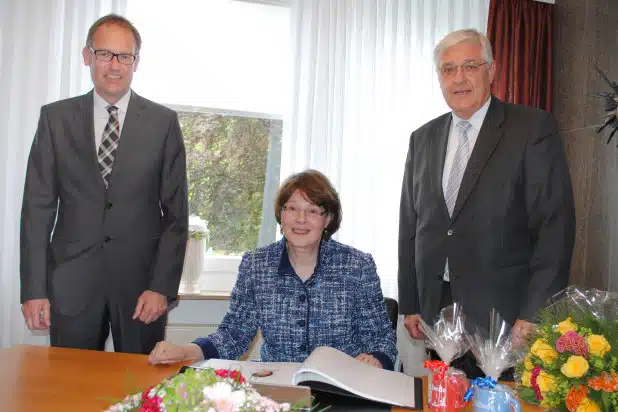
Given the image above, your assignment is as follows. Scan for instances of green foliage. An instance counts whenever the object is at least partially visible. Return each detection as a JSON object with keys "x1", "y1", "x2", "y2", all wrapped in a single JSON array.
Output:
[{"x1": 179, "y1": 111, "x2": 277, "y2": 255}]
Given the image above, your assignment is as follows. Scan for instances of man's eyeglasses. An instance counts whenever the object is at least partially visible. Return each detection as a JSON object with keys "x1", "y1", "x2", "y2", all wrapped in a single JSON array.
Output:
[
  {"x1": 281, "y1": 204, "x2": 326, "y2": 218},
  {"x1": 89, "y1": 47, "x2": 137, "y2": 65},
  {"x1": 439, "y1": 61, "x2": 487, "y2": 77}
]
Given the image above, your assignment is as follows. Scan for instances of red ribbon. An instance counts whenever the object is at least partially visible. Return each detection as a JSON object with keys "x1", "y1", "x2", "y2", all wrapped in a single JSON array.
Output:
[{"x1": 424, "y1": 360, "x2": 450, "y2": 380}]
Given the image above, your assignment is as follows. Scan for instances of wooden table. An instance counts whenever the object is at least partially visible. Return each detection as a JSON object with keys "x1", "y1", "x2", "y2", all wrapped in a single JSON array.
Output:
[{"x1": 0, "y1": 345, "x2": 544, "y2": 411}]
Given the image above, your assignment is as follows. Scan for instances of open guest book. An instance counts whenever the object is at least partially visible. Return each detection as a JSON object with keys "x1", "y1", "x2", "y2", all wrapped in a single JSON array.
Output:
[{"x1": 185, "y1": 346, "x2": 423, "y2": 410}]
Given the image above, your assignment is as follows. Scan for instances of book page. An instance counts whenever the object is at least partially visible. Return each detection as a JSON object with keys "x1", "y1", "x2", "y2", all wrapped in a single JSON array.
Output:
[
  {"x1": 189, "y1": 358, "x2": 301, "y2": 387},
  {"x1": 292, "y1": 346, "x2": 418, "y2": 408}
]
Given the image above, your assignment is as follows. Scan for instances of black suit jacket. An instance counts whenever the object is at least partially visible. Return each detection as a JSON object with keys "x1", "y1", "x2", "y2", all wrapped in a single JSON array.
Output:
[
  {"x1": 397, "y1": 97, "x2": 575, "y2": 328},
  {"x1": 20, "y1": 90, "x2": 189, "y2": 316}
]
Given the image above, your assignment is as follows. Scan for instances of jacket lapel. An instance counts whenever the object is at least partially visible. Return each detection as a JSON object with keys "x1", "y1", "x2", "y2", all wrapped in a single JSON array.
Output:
[
  {"x1": 78, "y1": 91, "x2": 107, "y2": 191},
  {"x1": 450, "y1": 97, "x2": 506, "y2": 221},
  {"x1": 435, "y1": 115, "x2": 452, "y2": 216}
]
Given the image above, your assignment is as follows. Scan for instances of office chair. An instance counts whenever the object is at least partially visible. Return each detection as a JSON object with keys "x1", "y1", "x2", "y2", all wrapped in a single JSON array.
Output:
[{"x1": 383, "y1": 297, "x2": 403, "y2": 372}]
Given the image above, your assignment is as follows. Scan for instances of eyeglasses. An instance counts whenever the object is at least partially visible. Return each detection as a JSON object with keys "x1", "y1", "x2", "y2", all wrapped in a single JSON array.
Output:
[
  {"x1": 281, "y1": 204, "x2": 326, "y2": 219},
  {"x1": 439, "y1": 61, "x2": 487, "y2": 77},
  {"x1": 89, "y1": 47, "x2": 137, "y2": 65}
]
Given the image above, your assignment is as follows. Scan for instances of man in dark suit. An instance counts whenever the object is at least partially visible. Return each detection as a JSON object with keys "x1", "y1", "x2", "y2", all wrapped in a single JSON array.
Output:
[
  {"x1": 20, "y1": 14, "x2": 188, "y2": 354},
  {"x1": 398, "y1": 29, "x2": 575, "y2": 377}
]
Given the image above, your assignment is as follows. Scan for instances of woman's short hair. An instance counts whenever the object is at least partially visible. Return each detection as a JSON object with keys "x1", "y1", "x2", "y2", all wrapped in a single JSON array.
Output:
[
  {"x1": 274, "y1": 169, "x2": 342, "y2": 239},
  {"x1": 433, "y1": 29, "x2": 493, "y2": 68},
  {"x1": 86, "y1": 13, "x2": 142, "y2": 54}
]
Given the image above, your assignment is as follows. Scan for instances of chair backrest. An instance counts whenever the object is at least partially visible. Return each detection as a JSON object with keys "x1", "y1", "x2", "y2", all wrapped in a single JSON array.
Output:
[{"x1": 384, "y1": 297, "x2": 398, "y2": 330}]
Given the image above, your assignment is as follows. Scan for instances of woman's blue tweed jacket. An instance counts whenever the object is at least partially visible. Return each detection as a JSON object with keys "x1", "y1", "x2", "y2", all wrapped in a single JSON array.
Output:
[{"x1": 193, "y1": 237, "x2": 397, "y2": 370}]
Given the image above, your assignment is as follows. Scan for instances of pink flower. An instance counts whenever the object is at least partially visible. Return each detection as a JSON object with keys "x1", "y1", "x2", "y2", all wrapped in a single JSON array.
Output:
[
  {"x1": 530, "y1": 366, "x2": 543, "y2": 401},
  {"x1": 138, "y1": 386, "x2": 162, "y2": 412},
  {"x1": 556, "y1": 331, "x2": 589, "y2": 357},
  {"x1": 202, "y1": 382, "x2": 247, "y2": 411}
]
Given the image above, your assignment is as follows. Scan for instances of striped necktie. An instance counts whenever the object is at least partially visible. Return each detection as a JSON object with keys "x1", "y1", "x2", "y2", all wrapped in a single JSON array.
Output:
[
  {"x1": 445, "y1": 120, "x2": 472, "y2": 216},
  {"x1": 443, "y1": 120, "x2": 472, "y2": 282},
  {"x1": 97, "y1": 105, "x2": 120, "y2": 188}
]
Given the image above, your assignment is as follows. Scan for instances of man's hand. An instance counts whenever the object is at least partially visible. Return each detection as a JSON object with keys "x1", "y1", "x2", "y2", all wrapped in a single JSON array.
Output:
[
  {"x1": 22, "y1": 299, "x2": 51, "y2": 330},
  {"x1": 403, "y1": 314, "x2": 425, "y2": 340},
  {"x1": 513, "y1": 319, "x2": 537, "y2": 348},
  {"x1": 355, "y1": 353, "x2": 383, "y2": 369},
  {"x1": 133, "y1": 290, "x2": 168, "y2": 324}
]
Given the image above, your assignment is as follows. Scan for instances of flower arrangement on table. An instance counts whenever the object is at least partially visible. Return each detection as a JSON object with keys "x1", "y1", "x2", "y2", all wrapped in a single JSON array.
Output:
[
  {"x1": 516, "y1": 287, "x2": 618, "y2": 411},
  {"x1": 105, "y1": 367, "x2": 295, "y2": 412}
]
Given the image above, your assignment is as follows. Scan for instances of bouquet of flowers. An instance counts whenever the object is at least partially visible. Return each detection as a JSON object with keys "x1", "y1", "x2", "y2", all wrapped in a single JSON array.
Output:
[
  {"x1": 189, "y1": 214, "x2": 210, "y2": 241},
  {"x1": 105, "y1": 367, "x2": 295, "y2": 412},
  {"x1": 420, "y1": 303, "x2": 471, "y2": 411},
  {"x1": 516, "y1": 287, "x2": 618, "y2": 411}
]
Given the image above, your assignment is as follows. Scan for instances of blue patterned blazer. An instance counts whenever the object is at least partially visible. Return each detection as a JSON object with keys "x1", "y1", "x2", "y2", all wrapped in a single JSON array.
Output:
[{"x1": 193, "y1": 238, "x2": 397, "y2": 369}]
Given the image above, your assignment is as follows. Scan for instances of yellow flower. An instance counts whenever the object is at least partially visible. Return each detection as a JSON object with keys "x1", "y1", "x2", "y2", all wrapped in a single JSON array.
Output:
[
  {"x1": 524, "y1": 355, "x2": 534, "y2": 370},
  {"x1": 531, "y1": 339, "x2": 559, "y2": 364},
  {"x1": 576, "y1": 397, "x2": 601, "y2": 412},
  {"x1": 536, "y1": 370, "x2": 557, "y2": 393},
  {"x1": 521, "y1": 371, "x2": 532, "y2": 387},
  {"x1": 561, "y1": 355, "x2": 590, "y2": 378},
  {"x1": 587, "y1": 335, "x2": 611, "y2": 357},
  {"x1": 557, "y1": 317, "x2": 578, "y2": 335}
]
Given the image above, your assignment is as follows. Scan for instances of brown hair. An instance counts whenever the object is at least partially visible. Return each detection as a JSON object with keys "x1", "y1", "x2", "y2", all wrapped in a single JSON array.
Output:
[
  {"x1": 274, "y1": 169, "x2": 342, "y2": 239},
  {"x1": 86, "y1": 14, "x2": 142, "y2": 54}
]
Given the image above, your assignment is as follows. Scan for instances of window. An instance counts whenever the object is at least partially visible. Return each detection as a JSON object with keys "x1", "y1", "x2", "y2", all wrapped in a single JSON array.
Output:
[
  {"x1": 177, "y1": 106, "x2": 282, "y2": 255},
  {"x1": 127, "y1": 0, "x2": 290, "y2": 291}
]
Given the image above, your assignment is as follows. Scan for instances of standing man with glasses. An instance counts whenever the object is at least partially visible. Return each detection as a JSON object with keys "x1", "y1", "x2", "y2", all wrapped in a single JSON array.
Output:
[
  {"x1": 398, "y1": 29, "x2": 575, "y2": 378},
  {"x1": 20, "y1": 14, "x2": 188, "y2": 354}
]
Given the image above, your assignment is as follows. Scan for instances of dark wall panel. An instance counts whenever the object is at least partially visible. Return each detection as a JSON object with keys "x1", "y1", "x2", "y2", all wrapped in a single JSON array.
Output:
[{"x1": 553, "y1": 0, "x2": 618, "y2": 292}]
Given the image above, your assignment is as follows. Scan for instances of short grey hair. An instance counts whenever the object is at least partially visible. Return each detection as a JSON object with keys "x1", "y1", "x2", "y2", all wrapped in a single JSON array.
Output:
[
  {"x1": 86, "y1": 14, "x2": 142, "y2": 54},
  {"x1": 433, "y1": 29, "x2": 493, "y2": 68}
]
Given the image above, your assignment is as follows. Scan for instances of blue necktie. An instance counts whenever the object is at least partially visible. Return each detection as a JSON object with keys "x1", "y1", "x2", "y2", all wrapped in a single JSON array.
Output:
[{"x1": 444, "y1": 120, "x2": 472, "y2": 281}]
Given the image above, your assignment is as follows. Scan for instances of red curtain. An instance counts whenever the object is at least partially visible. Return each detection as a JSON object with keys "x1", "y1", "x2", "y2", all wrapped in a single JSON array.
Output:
[{"x1": 487, "y1": 0, "x2": 553, "y2": 110}]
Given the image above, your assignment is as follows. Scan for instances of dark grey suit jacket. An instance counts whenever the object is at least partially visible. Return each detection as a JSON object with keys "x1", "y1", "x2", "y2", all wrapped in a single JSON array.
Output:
[
  {"x1": 397, "y1": 97, "x2": 575, "y2": 328},
  {"x1": 20, "y1": 90, "x2": 189, "y2": 316}
]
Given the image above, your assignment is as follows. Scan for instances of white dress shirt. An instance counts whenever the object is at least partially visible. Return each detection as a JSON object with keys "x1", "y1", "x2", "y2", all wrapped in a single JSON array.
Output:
[
  {"x1": 441, "y1": 96, "x2": 491, "y2": 281},
  {"x1": 93, "y1": 89, "x2": 131, "y2": 152}
]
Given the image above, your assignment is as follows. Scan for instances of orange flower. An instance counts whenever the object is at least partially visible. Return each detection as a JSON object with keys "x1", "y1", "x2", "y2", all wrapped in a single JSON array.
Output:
[
  {"x1": 588, "y1": 372, "x2": 618, "y2": 392},
  {"x1": 565, "y1": 385, "x2": 588, "y2": 412}
]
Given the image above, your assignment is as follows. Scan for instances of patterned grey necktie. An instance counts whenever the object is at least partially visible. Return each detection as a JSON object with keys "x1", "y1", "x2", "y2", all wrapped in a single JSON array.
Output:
[
  {"x1": 445, "y1": 120, "x2": 472, "y2": 216},
  {"x1": 97, "y1": 105, "x2": 120, "y2": 188},
  {"x1": 443, "y1": 120, "x2": 472, "y2": 282}
]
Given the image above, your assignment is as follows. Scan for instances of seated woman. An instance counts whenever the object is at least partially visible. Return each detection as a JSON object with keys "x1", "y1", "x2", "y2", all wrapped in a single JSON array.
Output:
[{"x1": 149, "y1": 169, "x2": 397, "y2": 369}]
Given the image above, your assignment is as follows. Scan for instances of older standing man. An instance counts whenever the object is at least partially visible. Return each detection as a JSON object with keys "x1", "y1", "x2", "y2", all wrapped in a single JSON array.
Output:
[
  {"x1": 20, "y1": 14, "x2": 188, "y2": 354},
  {"x1": 398, "y1": 29, "x2": 575, "y2": 378}
]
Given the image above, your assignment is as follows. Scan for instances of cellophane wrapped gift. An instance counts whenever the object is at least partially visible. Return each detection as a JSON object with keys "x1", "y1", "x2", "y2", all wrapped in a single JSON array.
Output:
[
  {"x1": 419, "y1": 303, "x2": 470, "y2": 412},
  {"x1": 515, "y1": 287, "x2": 618, "y2": 411},
  {"x1": 464, "y1": 309, "x2": 522, "y2": 411}
]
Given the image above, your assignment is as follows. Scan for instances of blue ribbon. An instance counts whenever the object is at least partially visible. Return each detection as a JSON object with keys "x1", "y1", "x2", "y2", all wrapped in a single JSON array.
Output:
[{"x1": 464, "y1": 376, "x2": 498, "y2": 402}]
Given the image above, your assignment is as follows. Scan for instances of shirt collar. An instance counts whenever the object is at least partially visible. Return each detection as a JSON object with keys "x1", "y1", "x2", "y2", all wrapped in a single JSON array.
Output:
[
  {"x1": 93, "y1": 89, "x2": 132, "y2": 114},
  {"x1": 278, "y1": 238, "x2": 325, "y2": 276},
  {"x1": 451, "y1": 95, "x2": 491, "y2": 131}
]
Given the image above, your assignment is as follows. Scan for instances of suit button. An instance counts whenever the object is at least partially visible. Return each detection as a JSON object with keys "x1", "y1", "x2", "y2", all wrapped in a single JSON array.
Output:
[
  {"x1": 447, "y1": 229, "x2": 453, "y2": 236},
  {"x1": 104, "y1": 236, "x2": 111, "y2": 243},
  {"x1": 299, "y1": 344, "x2": 307, "y2": 352},
  {"x1": 106, "y1": 202, "x2": 113, "y2": 209},
  {"x1": 297, "y1": 319, "x2": 306, "y2": 327},
  {"x1": 299, "y1": 295, "x2": 306, "y2": 303}
]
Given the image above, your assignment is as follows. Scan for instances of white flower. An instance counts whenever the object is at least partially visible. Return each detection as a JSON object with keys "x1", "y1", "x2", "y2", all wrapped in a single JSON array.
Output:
[
  {"x1": 258, "y1": 397, "x2": 290, "y2": 411},
  {"x1": 189, "y1": 214, "x2": 209, "y2": 234},
  {"x1": 202, "y1": 381, "x2": 247, "y2": 411}
]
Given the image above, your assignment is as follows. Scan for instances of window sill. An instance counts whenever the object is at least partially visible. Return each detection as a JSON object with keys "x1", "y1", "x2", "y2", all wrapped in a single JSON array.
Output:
[{"x1": 178, "y1": 291, "x2": 231, "y2": 300}]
